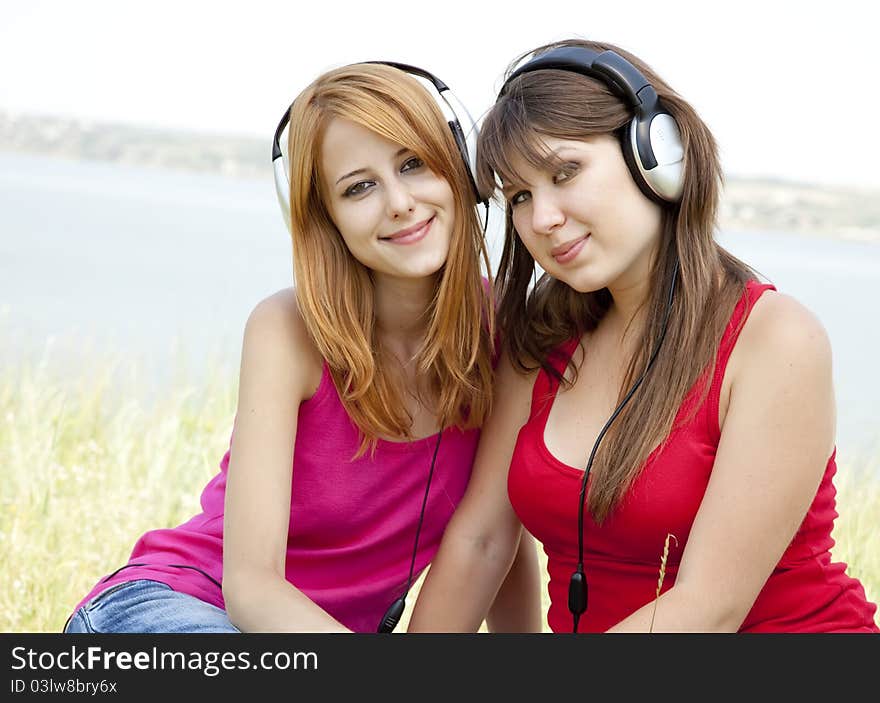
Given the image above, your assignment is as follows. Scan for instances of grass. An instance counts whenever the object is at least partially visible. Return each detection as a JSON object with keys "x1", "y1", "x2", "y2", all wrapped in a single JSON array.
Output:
[
  {"x1": 1, "y1": 346, "x2": 878, "y2": 633},
  {"x1": 0, "y1": 345, "x2": 237, "y2": 632}
]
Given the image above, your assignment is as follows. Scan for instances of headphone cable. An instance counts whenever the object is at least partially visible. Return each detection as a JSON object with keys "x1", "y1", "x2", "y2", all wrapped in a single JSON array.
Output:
[
  {"x1": 377, "y1": 430, "x2": 443, "y2": 633},
  {"x1": 570, "y1": 261, "x2": 679, "y2": 632}
]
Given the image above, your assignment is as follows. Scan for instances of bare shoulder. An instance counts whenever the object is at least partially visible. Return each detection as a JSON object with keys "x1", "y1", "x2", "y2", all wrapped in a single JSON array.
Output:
[
  {"x1": 737, "y1": 289, "x2": 832, "y2": 366},
  {"x1": 723, "y1": 289, "x2": 833, "y2": 415},
  {"x1": 720, "y1": 288, "x2": 836, "y2": 453},
  {"x1": 497, "y1": 348, "x2": 540, "y2": 392},
  {"x1": 241, "y1": 287, "x2": 324, "y2": 400},
  {"x1": 245, "y1": 287, "x2": 305, "y2": 335}
]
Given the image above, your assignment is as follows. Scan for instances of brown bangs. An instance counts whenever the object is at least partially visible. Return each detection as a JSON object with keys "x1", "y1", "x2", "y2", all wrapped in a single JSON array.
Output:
[
  {"x1": 477, "y1": 97, "x2": 562, "y2": 201},
  {"x1": 477, "y1": 70, "x2": 630, "y2": 202}
]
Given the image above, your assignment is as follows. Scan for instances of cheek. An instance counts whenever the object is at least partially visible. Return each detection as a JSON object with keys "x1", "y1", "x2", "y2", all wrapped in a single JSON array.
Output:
[
  {"x1": 595, "y1": 179, "x2": 662, "y2": 249},
  {"x1": 513, "y1": 226, "x2": 544, "y2": 262},
  {"x1": 418, "y1": 172, "x2": 455, "y2": 210},
  {"x1": 336, "y1": 228, "x2": 361, "y2": 256},
  {"x1": 434, "y1": 180, "x2": 456, "y2": 214},
  {"x1": 331, "y1": 215, "x2": 358, "y2": 252},
  {"x1": 512, "y1": 207, "x2": 548, "y2": 257},
  {"x1": 511, "y1": 208, "x2": 532, "y2": 242},
  {"x1": 621, "y1": 197, "x2": 662, "y2": 249},
  {"x1": 332, "y1": 201, "x2": 379, "y2": 245}
]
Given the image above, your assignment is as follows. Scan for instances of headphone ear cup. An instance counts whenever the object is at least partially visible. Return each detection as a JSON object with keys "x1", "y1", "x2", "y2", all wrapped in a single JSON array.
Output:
[
  {"x1": 621, "y1": 115, "x2": 685, "y2": 204},
  {"x1": 273, "y1": 117, "x2": 293, "y2": 234},
  {"x1": 644, "y1": 113, "x2": 685, "y2": 202},
  {"x1": 448, "y1": 117, "x2": 480, "y2": 203},
  {"x1": 434, "y1": 89, "x2": 484, "y2": 207},
  {"x1": 620, "y1": 118, "x2": 666, "y2": 204}
]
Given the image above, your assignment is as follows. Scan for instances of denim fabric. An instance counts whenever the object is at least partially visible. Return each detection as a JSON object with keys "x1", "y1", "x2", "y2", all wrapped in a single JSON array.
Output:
[{"x1": 64, "y1": 580, "x2": 240, "y2": 633}]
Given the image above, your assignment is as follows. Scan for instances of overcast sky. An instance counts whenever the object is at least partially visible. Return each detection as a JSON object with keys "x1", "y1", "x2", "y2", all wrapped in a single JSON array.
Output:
[{"x1": 2, "y1": 0, "x2": 878, "y2": 189}]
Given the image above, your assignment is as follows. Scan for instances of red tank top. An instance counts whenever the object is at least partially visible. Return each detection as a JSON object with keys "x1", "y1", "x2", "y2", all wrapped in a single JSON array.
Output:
[{"x1": 508, "y1": 280, "x2": 879, "y2": 632}]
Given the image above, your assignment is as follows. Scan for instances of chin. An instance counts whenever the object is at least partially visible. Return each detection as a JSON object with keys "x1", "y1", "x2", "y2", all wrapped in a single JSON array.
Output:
[
  {"x1": 405, "y1": 246, "x2": 450, "y2": 278},
  {"x1": 380, "y1": 255, "x2": 444, "y2": 281},
  {"x1": 550, "y1": 267, "x2": 608, "y2": 294},
  {"x1": 404, "y1": 259, "x2": 447, "y2": 280}
]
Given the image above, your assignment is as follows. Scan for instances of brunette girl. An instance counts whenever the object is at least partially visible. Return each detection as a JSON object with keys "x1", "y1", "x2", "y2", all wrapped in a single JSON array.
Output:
[{"x1": 409, "y1": 39, "x2": 878, "y2": 633}]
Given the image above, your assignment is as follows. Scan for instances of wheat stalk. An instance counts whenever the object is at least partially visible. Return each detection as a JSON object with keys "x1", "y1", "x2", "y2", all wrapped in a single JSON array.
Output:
[{"x1": 648, "y1": 533, "x2": 678, "y2": 633}]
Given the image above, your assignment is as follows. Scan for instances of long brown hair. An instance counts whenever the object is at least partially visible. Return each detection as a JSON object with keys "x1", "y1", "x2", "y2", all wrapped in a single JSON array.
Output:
[
  {"x1": 478, "y1": 39, "x2": 756, "y2": 521},
  {"x1": 287, "y1": 63, "x2": 494, "y2": 455}
]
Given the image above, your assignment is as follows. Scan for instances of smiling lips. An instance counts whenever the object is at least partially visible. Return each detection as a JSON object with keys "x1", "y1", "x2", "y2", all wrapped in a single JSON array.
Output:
[
  {"x1": 382, "y1": 216, "x2": 434, "y2": 245},
  {"x1": 551, "y1": 234, "x2": 590, "y2": 264}
]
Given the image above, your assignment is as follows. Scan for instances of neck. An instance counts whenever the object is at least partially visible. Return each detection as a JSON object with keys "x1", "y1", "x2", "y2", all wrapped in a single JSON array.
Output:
[
  {"x1": 605, "y1": 270, "x2": 653, "y2": 344},
  {"x1": 373, "y1": 272, "x2": 437, "y2": 358},
  {"x1": 604, "y1": 241, "x2": 661, "y2": 339}
]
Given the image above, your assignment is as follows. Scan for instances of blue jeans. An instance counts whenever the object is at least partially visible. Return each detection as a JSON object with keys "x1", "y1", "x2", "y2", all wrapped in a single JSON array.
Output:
[{"x1": 64, "y1": 580, "x2": 240, "y2": 633}]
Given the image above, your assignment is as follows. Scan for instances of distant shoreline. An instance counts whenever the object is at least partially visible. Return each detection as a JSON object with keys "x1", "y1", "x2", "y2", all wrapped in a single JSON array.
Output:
[{"x1": 2, "y1": 109, "x2": 878, "y2": 243}]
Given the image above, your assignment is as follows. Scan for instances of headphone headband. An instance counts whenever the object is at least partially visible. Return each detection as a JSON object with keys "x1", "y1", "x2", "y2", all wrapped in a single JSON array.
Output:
[
  {"x1": 499, "y1": 45, "x2": 684, "y2": 203},
  {"x1": 504, "y1": 47, "x2": 652, "y2": 111}
]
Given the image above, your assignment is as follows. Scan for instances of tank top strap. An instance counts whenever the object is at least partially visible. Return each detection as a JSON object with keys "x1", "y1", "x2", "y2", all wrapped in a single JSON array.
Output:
[
  {"x1": 528, "y1": 336, "x2": 581, "y2": 422},
  {"x1": 705, "y1": 279, "x2": 777, "y2": 441},
  {"x1": 721, "y1": 280, "x2": 777, "y2": 353}
]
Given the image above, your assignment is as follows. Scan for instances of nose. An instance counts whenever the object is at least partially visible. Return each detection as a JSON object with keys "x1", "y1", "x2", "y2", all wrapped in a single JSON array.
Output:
[
  {"x1": 530, "y1": 190, "x2": 565, "y2": 235},
  {"x1": 385, "y1": 177, "x2": 416, "y2": 219}
]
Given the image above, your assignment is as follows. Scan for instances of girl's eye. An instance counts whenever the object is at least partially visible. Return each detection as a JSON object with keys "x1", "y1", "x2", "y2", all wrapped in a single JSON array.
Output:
[
  {"x1": 553, "y1": 162, "x2": 580, "y2": 185},
  {"x1": 401, "y1": 156, "x2": 424, "y2": 173},
  {"x1": 343, "y1": 180, "x2": 374, "y2": 197},
  {"x1": 510, "y1": 190, "x2": 530, "y2": 206}
]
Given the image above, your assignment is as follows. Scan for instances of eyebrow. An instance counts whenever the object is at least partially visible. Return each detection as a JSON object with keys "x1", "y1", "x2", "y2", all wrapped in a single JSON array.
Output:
[
  {"x1": 500, "y1": 177, "x2": 530, "y2": 197},
  {"x1": 335, "y1": 147, "x2": 411, "y2": 185}
]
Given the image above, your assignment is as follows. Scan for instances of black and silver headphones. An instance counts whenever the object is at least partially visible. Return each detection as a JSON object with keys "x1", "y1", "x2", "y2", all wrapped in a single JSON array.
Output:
[
  {"x1": 500, "y1": 45, "x2": 683, "y2": 631},
  {"x1": 271, "y1": 60, "x2": 487, "y2": 235},
  {"x1": 499, "y1": 45, "x2": 685, "y2": 205}
]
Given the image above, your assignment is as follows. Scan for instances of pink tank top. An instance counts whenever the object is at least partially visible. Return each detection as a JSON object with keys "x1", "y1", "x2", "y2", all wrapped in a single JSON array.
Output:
[
  {"x1": 508, "y1": 280, "x2": 879, "y2": 632},
  {"x1": 72, "y1": 361, "x2": 481, "y2": 632}
]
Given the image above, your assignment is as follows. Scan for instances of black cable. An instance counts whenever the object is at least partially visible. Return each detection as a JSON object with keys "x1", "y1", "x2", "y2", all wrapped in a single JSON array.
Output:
[
  {"x1": 377, "y1": 430, "x2": 444, "y2": 633},
  {"x1": 570, "y1": 261, "x2": 679, "y2": 632},
  {"x1": 99, "y1": 432, "x2": 445, "y2": 634}
]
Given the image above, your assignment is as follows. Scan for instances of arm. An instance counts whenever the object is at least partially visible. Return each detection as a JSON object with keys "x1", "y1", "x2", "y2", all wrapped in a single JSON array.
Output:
[
  {"x1": 222, "y1": 289, "x2": 351, "y2": 633},
  {"x1": 408, "y1": 351, "x2": 539, "y2": 632},
  {"x1": 485, "y1": 530, "x2": 543, "y2": 633},
  {"x1": 608, "y1": 292, "x2": 836, "y2": 632}
]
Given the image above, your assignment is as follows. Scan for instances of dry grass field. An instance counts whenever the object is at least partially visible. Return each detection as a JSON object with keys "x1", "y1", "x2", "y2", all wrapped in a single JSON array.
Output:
[{"x1": 2, "y1": 350, "x2": 877, "y2": 632}]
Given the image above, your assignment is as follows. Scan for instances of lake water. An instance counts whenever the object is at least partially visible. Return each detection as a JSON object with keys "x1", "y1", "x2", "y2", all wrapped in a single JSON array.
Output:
[{"x1": 2, "y1": 151, "x2": 878, "y2": 461}]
